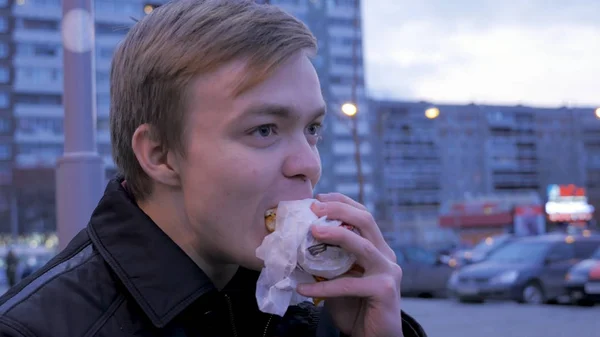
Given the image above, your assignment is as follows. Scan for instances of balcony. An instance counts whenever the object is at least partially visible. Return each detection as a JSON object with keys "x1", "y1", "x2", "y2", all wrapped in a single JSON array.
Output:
[
  {"x1": 12, "y1": 29, "x2": 61, "y2": 45},
  {"x1": 15, "y1": 130, "x2": 63, "y2": 143},
  {"x1": 15, "y1": 153, "x2": 59, "y2": 169},
  {"x1": 13, "y1": 79, "x2": 63, "y2": 94},
  {"x1": 13, "y1": 103, "x2": 63, "y2": 118}
]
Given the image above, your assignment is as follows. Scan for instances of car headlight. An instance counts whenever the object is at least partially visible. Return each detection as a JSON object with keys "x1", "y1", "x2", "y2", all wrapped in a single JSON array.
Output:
[
  {"x1": 565, "y1": 270, "x2": 588, "y2": 283},
  {"x1": 490, "y1": 270, "x2": 519, "y2": 284}
]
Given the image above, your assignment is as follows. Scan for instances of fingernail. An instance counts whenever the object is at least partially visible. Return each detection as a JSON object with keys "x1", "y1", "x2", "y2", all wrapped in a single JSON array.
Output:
[
  {"x1": 316, "y1": 193, "x2": 330, "y2": 200},
  {"x1": 312, "y1": 225, "x2": 325, "y2": 234},
  {"x1": 312, "y1": 201, "x2": 326, "y2": 212},
  {"x1": 297, "y1": 284, "x2": 311, "y2": 293}
]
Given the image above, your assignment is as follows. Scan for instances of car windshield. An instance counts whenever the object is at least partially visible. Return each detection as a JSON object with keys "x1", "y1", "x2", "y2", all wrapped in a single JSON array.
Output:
[
  {"x1": 471, "y1": 235, "x2": 510, "y2": 254},
  {"x1": 486, "y1": 241, "x2": 550, "y2": 264},
  {"x1": 592, "y1": 247, "x2": 600, "y2": 260}
]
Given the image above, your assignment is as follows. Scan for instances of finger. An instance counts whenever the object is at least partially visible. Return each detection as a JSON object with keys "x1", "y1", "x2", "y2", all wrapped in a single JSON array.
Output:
[
  {"x1": 297, "y1": 274, "x2": 401, "y2": 301},
  {"x1": 310, "y1": 201, "x2": 395, "y2": 261},
  {"x1": 316, "y1": 192, "x2": 367, "y2": 211},
  {"x1": 310, "y1": 225, "x2": 389, "y2": 271}
]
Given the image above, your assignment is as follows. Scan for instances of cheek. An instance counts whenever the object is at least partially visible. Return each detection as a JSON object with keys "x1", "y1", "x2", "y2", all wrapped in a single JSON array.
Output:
[{"x1": 180, "y1": 148, "x2": 277, "y2": 220}]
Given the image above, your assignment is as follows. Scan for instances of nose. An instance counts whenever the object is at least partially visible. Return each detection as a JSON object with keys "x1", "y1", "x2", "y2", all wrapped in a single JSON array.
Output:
[{"x1": 282, "y1": 137, "x2": 321, "y2": 186}]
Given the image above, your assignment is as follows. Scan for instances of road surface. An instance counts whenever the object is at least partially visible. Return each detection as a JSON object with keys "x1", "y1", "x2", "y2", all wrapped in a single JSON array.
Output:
[{"x1": 403, "y1": 297, "x2": 599, "y2": 337}]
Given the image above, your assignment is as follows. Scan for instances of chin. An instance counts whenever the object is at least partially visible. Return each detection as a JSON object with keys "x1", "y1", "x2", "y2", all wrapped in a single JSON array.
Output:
[{"x1": 241, "y1": 257, "x2": 264, "y2": 272}]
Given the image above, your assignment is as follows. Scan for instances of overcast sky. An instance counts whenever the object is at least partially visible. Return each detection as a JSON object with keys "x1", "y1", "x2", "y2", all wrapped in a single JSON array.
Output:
[{"x1": 362, "y1": 0, "x2": 600, "y2": 107}]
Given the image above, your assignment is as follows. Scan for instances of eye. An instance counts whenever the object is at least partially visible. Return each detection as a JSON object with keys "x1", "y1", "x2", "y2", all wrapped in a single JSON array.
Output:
[
  {"x1": 252, "y1": 124, "x2": 277, "y2": 138},
  {"x1": 306, "y1": 122, "x2": 323, "y2": 137}
]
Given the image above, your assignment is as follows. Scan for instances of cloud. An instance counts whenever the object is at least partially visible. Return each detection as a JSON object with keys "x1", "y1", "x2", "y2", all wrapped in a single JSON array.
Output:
[{"x1": 363, "y1": 0, "x2": 600, "y2": 106}]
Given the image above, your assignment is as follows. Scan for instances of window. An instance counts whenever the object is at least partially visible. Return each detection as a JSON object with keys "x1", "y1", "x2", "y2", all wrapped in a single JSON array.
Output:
[
  {"x1": 16, "y1": 67, "x2": 62, "y2": 84},
  {"x1": 574, "y1": 242, "x2": 600, "y2": 259},
  {"x1": 0, "y1": 42, "x2": 8, "y2": 59},
  {"x1": 546, "y1": 243, "x2": 574, "y2": 262},
  {"x1": 15, "y1": 18, "x2": 59, "y2": 30},
  {"x1": 34, "y1": 44, "x2": 59, "y2": 57},
  {"x1": 31, "y1": 0, "x2": 60, "y2": 7},
  {"x1": 0, "y1": 17, "x2": 7, "y2": 33},
  {"x1": 16, "y1": 43, "x2": 60, "y2": 57},
  {"x1": 96, "y1": 23, "x2": 128, "y2": 36},
  {"x1": 97, "y1": 93, "x2": 110, "y2": 106},
  {"x1": 17, "y1": 143, "x2": 62, "y2": 156},
  {"x1": 97, "y1": 47, "x2": 114, "y2": 59},
  {"x1": 0, "y1": 144, "x2": 11, "y2": 159},
  {"x1": 404, "y1": 247, "x2": 437, "y2": 265},
  {"x1": 0, "y1": 92, "x2": 9, "y2": 108},
  {"x1": 17, "y1": 117, "x2": 62, "y2": 134},
  {"x1": 97, "y1": 118, "x2": 109, "y2": 131},
  {"x1": 96, "y1": 72, "x2": 110, "y2": 82},
  {"x1": 14, "y1": 93, "x2": 61, "y2": 105},
  {"x1": 0, "y1": 118, "x2": 10, "y2": 133},
  {"x1": 0, "y1": 67, "x2": 9, "y2": 83}
]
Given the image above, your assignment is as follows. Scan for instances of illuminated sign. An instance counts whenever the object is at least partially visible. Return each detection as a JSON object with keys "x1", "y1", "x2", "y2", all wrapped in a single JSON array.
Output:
[
  {"x1": 546, "y1": 184, "x2": 594, "y2": 222},
  {"x1": 547, "y1": 184, "x2": 587, "y2": 203}
]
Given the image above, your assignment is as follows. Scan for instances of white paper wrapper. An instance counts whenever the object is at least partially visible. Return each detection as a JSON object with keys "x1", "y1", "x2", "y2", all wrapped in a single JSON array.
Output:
[{"x1": 255, "y1": 199, "x2": 357, "y2": 316}]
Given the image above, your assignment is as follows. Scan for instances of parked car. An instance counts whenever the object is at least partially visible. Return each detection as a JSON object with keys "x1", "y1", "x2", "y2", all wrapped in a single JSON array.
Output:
[
  {"x1": 451, "y1": 234, "x2": 515, "y2": 267},
  {"x1": 447, "y1": 233, "x2": 600, "y2": 304},
  {"x1": 394, "y1": 245, "x2": 456, "y2": 298},
  {"x1": 565, "y1": 246, "x2": 600, "y2": 305}
]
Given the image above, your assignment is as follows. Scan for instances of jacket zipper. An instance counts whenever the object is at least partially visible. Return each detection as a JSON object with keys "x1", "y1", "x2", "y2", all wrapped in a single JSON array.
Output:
[
  {"x1": 224, "y1": 294, "x2": 238, "y2": 337},
  {"x1": 262, "y1": 315, "x2": 273, "y2": 337}
]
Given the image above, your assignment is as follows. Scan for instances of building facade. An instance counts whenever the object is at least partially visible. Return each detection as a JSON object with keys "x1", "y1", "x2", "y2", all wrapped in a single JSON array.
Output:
[
  {"x1": 372, "y1": 100, "x2": 600, "y2": 241},
  {"x1": 0, "y1": 0, "x2": 377, "y2": 234},
  {"x1": 1, "y1": 0, "x2": 142, "y2": 234}
]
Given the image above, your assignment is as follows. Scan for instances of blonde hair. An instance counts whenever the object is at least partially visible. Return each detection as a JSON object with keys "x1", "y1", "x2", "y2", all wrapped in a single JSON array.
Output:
[{"x1": 110, "y1": 0, "x2": 317, "y2": 200}]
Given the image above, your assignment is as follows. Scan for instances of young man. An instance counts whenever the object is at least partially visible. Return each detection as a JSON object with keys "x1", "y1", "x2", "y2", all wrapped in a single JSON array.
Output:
[{"x1": 0, "y1": 1, "x2": 426, "y2": 336}]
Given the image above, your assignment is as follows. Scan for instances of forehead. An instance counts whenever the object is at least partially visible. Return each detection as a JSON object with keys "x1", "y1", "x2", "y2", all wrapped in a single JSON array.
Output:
[{"x1": 189, "y1": 52, "x2": 324, "y2": 125}]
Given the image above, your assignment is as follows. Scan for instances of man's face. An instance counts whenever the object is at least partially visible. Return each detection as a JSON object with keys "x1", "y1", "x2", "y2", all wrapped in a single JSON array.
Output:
[{"x1": 177, "y1": 51, "x2": 325, "y2": 270}]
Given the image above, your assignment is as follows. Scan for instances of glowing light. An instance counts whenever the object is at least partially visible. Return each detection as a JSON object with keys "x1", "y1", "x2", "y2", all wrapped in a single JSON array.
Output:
[
  {"x1": 144, "y1": 5, "x2": 154, "y2": 14},
  {"x1": 425, "y1": 107, "x2": 440, "y2": 119},
  {"x1": 341, "y1": 103, "x2": 358, "y2": 117}
]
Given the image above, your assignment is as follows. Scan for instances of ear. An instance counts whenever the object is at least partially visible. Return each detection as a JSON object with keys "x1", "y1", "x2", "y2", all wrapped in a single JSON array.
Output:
[{"x1": 131, "y1": 124, "x2": 181, "y2": 188}]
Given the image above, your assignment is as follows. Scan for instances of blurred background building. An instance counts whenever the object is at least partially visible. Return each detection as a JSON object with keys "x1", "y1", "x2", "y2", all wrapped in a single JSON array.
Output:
[
  {"x1": 0, "y1": 0, "x2": 131, "y2": 235},
  {"x1": 0, "y1": 0, "x2": 598, "y2": 251},
  {"x1": 371, "y1": 100, "x2": 600, "y2": 246}
]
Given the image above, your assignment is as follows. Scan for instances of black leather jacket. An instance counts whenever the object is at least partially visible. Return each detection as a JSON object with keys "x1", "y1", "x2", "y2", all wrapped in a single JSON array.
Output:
[{"x1": 0, "y1": 177, "x2": 426, "y2": 337}]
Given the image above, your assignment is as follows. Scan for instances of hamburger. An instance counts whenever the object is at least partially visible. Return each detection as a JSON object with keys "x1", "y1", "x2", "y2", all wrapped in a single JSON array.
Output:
[{"x1": 264, "y1": 207, "x2": 363, "y2": 305}]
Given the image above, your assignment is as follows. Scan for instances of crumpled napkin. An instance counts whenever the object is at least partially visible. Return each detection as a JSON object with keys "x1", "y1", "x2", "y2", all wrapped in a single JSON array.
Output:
[{"x1": 255, "y1": 199, "x2": 356, "y2": 316}]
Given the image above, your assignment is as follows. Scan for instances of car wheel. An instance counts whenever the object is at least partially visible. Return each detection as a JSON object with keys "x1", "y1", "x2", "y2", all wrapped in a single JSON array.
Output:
[
  {"x1": 521, "y1": 281, "x2": 545, "y2": 304},
  {"x1": 574, "y1": 299, "x2": 595, "y2": 307}
]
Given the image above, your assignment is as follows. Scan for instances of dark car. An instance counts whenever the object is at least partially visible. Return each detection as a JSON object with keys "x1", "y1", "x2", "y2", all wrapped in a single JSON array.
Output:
[
  {"x1": 565, "y1": 246, "x2": 600, "y2": 305},
  {"x1": 447, "y1": 233, "x2": 600, "y2": 304},
  {"x1": 394, "y1": 245, "x2": 456, "y2": 298},
  {"x1": 452, "y1": 234, "x2": 514, "y2": 266}
]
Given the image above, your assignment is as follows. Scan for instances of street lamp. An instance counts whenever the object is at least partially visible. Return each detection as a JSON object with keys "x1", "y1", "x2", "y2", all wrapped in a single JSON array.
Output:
[
  {"x1": 595, "y1": 108, "x2": 600, "y2": 119},
  {"x1": 143, "y1": 4, "x2": 154, "y2": 14},
  {"x1": 341, "y1": 102, "x2": 365, "y2": 205},
  {"x1": 425, "y1": 107, "x2": 440, "y2": 119},
  {"x1": 343, "y1": 0, "x2": 365, "y2": 206},
  {"x1": 342, "y1": 102, "x2": 358, "y2": 117},
  {"x1": 57, "y1": 0, "x2": 105, "y2": 249}
]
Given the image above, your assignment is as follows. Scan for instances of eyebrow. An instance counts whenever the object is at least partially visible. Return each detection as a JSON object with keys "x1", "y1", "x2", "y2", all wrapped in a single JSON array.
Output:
[{"x1": 241, "y1": 103, "x2": 327, "y2": 121}]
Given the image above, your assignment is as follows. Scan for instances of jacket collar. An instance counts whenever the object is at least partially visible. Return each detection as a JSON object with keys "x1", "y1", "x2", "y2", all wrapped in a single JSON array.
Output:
[{"x1": 87, "y1": 176, "x2": 217, "y2": 328}]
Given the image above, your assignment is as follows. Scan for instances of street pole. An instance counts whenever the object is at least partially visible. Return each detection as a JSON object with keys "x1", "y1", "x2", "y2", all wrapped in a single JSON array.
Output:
[
  {"x1": 351, "y1": 116, "x2": 365, "y2": 205},
  {"x1": 56, "y1": 0, "x2": 105, "y2": 250},
  {"x1": 351, "y1": 0, "x2": 365, "y2": 205}
]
